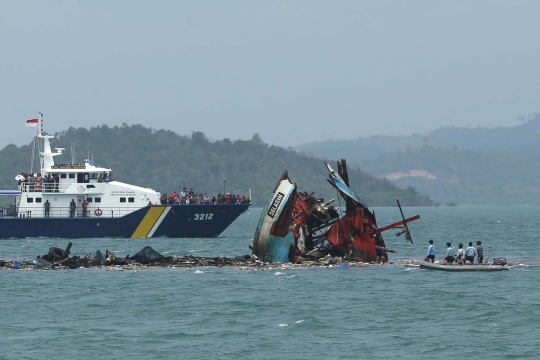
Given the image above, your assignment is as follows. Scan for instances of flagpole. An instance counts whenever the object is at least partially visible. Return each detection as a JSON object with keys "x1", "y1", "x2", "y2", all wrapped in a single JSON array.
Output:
[{"x1": 38, "y1": 112, "x2": 43, "y2": 136}]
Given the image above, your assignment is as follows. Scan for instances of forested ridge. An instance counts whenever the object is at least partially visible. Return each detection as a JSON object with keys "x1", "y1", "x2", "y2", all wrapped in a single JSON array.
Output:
[
  {"x1": 0, "y1": 124, "x2": 434, "y2": 207},
  {"x1": 295, "y1": 114, "x2": 540, "y2": 204}
]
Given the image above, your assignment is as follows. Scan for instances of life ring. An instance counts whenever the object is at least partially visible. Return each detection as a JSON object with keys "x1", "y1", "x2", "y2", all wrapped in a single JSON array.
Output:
[{"x1": 94, "y1": 208, "x2": 103, "y2": 217}]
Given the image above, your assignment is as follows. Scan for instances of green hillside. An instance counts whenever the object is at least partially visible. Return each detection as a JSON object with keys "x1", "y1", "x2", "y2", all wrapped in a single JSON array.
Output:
[
  {"x1": 0, "y1": 124, "x2": 435, "y2": 207},
  {"x1": 295, "y1": 115, "x2": 540, "y2": 205}
]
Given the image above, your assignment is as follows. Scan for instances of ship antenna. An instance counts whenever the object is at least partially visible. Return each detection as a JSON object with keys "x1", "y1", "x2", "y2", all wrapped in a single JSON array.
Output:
[
  {"x1": 38, "y1": 112, "x2": 43, "y2": 137},
  {"x1": 71, "y1": 140, "x2": 76, "y2": 165},
  {"x1": 37, "y1": 113, "x2": 63, "y2": 171},
  {"x1": 30, "y1": 132, "x2": 36, "y2": 175},
  {"x1": 32, "y1": 113, "x2": 44, "y2": 174}
]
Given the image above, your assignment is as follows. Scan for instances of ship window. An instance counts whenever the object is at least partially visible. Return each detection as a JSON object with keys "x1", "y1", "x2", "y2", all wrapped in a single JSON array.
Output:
[
  {"x1": 120, "y1": 197, "x2": 126, "y2": 203},
  {"x1": 86, "y1": 185, "x2": 95, "y2": 189},
  {"x1": 27, "y1": 198, "x2": 34, "y2": 203},
  {"x1": 128, "y1": 197, "x2": 134, "y2": 202},
  {"x1": 77, "y1": 173, "x2": 89, "y2": 183},
  {"x1": 95, "y1": 197, "x2": 101, "y2": 203},
  {"x1": 36, "y1": 198, "x2": 42, "y2": 203},
  {"x1": 90, "y1": 173, "x2": 98, "y2": 179},
  {"x1": 60, "y1": 174, "x2": 66, "y2": 179},
  {"x1": 86, "y1": 198, "x2": 93, "y2": 203},
  {"x1": 69, "y1": 173, "x2": 75, "y2": 179}
]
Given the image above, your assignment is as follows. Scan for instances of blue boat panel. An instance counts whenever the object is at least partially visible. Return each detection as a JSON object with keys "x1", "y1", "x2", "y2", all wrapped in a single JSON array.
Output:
[
  {"x1": 266, "y1": 233, "x2": 295, "y2": 263},
  {"x1": 331, "y1": 174, "x2": 363, "y2": 204},
  {"x1": 152, "y1": 204, "x2": 250, "y2": 238}
]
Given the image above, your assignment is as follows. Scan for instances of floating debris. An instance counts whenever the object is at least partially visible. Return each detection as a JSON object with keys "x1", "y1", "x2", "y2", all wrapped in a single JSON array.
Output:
[
  {"x1": 0, "y1": 243, "x2": 520, "y2": 272},
  {"x1": 0, "y1": 241, "x2": 403, "y2": 271}
]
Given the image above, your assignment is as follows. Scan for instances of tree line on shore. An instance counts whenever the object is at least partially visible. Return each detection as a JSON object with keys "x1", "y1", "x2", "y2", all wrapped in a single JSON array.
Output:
[{"x1": 0, "y1": 123, "x2": 435, "y2": 207}]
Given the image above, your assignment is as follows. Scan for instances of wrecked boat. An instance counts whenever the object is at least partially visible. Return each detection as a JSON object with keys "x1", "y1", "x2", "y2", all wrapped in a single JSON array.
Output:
[{"x1": 252, "y1": 159, "x2": 420, "y2": 264}]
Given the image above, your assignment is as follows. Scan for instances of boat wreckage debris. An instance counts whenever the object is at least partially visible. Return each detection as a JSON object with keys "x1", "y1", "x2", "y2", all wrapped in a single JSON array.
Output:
[
  {"x1": 0, "y1": 242, "x2": 520, "y2": 271},
  {"x1": 252, "y1": 159, "x2": 421, "y2": 264},
  {"x1": 0, "y1": 241, "x2": 411, "y2": 271},
  {"x1": 0, "y1": 242, "x2": 257, "y2": 271}
]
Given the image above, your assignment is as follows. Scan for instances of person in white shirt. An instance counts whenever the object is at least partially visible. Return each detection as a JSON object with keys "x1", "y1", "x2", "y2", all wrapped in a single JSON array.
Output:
[{"x1": 456, "y1": 243, "x2": 466, "y2": 265}]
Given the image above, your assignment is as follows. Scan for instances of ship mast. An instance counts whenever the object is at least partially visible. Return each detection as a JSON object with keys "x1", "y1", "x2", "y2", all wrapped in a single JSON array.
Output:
[{"x1": 37, "y1": 113, "x2": 63, "y2": 174}]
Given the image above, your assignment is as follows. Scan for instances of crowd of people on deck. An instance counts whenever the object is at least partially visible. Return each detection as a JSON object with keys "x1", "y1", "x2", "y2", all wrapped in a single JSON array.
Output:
[
  {"x1": 17, "y1": 171, "x2": 114, "y2": 192},
  {"x1": 17, "y1": 172, "x2": 59, "y2": 192},
  {"x1": 424, "y1": 239, "x2": 485, "y2": 265},
  {"x1": 158, "y1": 187, "x2": 250, "y2": 205}
]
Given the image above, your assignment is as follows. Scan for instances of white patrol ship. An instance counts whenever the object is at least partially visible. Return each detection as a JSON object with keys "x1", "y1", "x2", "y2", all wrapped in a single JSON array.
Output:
[{"x1": 0, "y1": 114, "x2": 250, "y2": 239}]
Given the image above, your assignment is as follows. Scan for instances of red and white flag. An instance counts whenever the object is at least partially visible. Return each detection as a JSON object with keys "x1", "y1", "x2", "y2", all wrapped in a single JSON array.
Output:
[{"x1": 26, "y1": 118, "x2": 38, "y2": 127}]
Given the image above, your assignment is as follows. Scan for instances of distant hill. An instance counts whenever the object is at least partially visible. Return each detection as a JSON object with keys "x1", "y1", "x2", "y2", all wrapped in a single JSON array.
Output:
[
  {"x1": 0, "y1": 124, "x2": 435, "y2": 207},
  {"x1": 295, "y1": 114, "x2": 540, "y2": 204}
]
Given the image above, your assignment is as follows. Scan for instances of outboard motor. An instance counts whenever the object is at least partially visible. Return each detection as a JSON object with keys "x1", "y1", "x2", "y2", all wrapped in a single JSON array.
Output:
[{"x1": 492, "y1": 257, "x2": 507, "y2": 266}]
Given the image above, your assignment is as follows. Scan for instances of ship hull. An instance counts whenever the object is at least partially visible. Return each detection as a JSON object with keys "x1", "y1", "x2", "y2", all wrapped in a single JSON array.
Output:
[
  {"x1": 419, "y1": 261, "x2": 508, "y2": 272},
  {"x1": 0, "y1": 204, "x2": 250, "y2": 239}
]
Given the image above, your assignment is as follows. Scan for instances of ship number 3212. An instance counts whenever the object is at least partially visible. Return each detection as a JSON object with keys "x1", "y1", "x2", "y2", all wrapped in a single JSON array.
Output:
[{"x1": 194, "y1": 213, "x2": 213, "y2": 220}]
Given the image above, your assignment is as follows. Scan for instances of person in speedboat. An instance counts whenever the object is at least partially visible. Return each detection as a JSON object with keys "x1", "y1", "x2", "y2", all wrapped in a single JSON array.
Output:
[
  {"x1": 476, "y1": 241, "x2": 484, "y2": 264},
  {"x1": 465, "y1": 242, "x2": 477, "y2": 265},
  {"x1": 443, "y1": 242, "x2": 454, "y2": 265},
  {"x1": 424, "y1": 239, "x2": 435, "y2": 263},
  {"x1": 456, "y1": 243, "x2": 465, "y2": 265}
]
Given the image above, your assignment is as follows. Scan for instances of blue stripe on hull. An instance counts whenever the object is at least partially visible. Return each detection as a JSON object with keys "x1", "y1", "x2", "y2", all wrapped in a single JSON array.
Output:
[
  {"x1": 0, "y1": 204, "x2": 250, "y2": 239},
  {"x1": 266, "y1": 233, "x2": 295, "y2": 263}
]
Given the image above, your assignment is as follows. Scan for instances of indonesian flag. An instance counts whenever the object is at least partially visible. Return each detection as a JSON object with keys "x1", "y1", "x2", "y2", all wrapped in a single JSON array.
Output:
[{"x1": 26, "y1": 118, "x2": 38, "y2": 127}]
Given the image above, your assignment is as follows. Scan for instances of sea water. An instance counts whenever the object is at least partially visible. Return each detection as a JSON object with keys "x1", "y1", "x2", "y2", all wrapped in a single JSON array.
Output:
[{"x1": 0, "y1": 205, "x2": 538, "y2": 359}]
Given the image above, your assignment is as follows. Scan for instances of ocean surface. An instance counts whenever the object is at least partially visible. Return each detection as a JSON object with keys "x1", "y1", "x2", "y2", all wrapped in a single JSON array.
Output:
[{"x1": 0, "y1": 205, "x2": 539, "y2": 359}]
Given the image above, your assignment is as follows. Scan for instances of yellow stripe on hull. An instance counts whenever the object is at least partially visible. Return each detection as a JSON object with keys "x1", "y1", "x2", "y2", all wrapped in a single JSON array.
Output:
[{"x1": 131, "y1": 207, "x2": 166, "y2": 238}]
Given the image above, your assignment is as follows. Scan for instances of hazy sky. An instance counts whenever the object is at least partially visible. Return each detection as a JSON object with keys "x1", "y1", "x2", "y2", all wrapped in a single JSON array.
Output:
[{"x1": 1, "y1": 1, "x2": 538, "y2": 149}]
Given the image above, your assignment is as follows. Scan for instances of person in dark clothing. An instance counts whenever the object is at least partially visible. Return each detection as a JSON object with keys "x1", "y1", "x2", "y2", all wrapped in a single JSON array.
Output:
[
  {"x1": 44, "y1": 200, "x2": 51, "y2": 218},
  {"x1": 476, "y1": 241, "x2": 484, "y2": 264},
  {"x1": 69, "y1": 199, "x2": 76, "y2": 217},
  {"x1": 54, "y1": 174, "x2": 60, "y2": 192}
]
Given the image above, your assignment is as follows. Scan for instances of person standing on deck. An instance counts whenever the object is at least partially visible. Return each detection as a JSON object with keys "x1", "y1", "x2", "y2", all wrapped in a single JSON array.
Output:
[
  {"x1": 44, "y1": 200, "x2": 51, "y2": 218},
  {"x1": 424, "y1": 240, "x2": 435, "y2": 263},
  {"x1": 465, "y1": 242, "x2": 476, "y2": 264},
  {"x1": 476, "y1": 241, "x2": 484, "y2": 264},
  {"x1": 82, "y1": 200, "x2": 88, "y2": 217},
  {"x1": 53, "y1": 174, "x2": 59, "y2": 192},
  {"x1": 69, "y1": 199, "x2": 76, "y2": 217}
]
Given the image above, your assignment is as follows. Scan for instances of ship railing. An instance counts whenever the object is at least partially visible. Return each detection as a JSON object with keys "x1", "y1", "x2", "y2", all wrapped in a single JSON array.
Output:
[
  {"x1": 3, "y1": 206, "x2": 141, "y2": 219},
  {"x1": 19, "y1": 183, "x2": 71, "y2": 194}
]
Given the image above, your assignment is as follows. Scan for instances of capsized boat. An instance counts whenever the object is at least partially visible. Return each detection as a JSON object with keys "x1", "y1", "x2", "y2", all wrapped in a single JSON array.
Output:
[
  {"x1": 419, "y1": 261, "x2": 508, "y2": 271},
  {"x1": 252, "y1": 159, "x2": 420, "y2": 263},
  {"x1": 0, "y1": 114, "x2": 250, "y2": 239}
]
